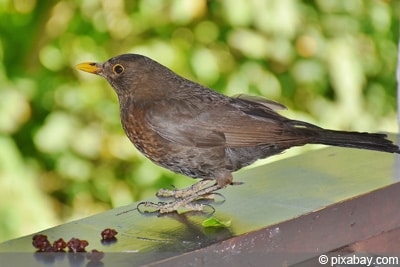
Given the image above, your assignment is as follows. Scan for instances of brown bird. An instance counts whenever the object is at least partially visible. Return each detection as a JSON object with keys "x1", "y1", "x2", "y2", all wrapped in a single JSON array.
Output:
[{"x1": 77, "y1": 54, "x2": 399, "y2": 213}]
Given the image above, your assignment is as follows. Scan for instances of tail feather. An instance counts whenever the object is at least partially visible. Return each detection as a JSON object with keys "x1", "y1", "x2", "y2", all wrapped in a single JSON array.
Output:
[{"x1": 311, "y1": 129, "x2": 400, "y2": 153}]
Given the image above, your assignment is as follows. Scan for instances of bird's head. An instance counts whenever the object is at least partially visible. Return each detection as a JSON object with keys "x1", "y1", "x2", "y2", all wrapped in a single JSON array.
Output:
[{"x1": 77, "y1": 54, "x2": 173, "y2": 100}]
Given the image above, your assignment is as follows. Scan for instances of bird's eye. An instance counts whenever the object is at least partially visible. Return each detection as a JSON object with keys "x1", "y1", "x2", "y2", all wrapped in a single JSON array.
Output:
[{"x1": 113, "y1": 64, "x2": 124, "y2": 74}]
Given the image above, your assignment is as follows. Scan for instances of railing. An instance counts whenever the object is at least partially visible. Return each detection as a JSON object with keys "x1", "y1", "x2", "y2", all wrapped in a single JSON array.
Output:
[{"x1": 1, "y1": 136, "x2": 399, "y2": 267}]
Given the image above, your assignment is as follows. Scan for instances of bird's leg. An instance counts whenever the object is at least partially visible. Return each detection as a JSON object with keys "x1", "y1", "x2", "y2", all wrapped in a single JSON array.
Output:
[
  {"x1": 138, "y1": 182, "x2": 222, "y2": 213},
  {"x1": 138, "y1": 170, "x2": 233, "y2": 213},
  {"x1": 156, "y1": 179, "x2": 214, "y2": 199}
]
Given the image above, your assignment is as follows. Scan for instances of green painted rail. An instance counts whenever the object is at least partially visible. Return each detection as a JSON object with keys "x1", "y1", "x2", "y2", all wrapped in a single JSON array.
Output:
[{"x1": 1, "y1": 134, "x2": 399, "y2": 266}]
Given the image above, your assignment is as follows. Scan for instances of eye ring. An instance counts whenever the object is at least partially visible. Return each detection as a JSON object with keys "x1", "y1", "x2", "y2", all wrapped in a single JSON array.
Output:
[{"x1": 113, "y1": 64, "x2": 124, "y2": 74}]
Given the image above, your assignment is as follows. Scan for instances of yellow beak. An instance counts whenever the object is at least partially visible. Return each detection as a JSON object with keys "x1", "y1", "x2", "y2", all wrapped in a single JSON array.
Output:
[{"x1": 76, "y1": 62, "x2": 101, "y2": 74}]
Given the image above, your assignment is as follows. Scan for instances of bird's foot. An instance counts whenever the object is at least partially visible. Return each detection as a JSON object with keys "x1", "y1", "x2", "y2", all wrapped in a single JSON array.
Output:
[
  {"x1": 156, "y1": 179, "x2": 214, "y2": 199},
  {"x1": 137, "y1": 200, "x2": 211, "y2": 214},
  {"x1": 138, "y1": 181, "x2": 222, "y2": 214}
]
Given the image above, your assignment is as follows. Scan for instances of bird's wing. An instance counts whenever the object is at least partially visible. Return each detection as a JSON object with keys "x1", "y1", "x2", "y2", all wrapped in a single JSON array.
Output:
[
  {"x1": 145, "y1": 98, "x2": 227, "y2": 147},
  {"x1": 145, "y1": 96, "x2": 309, "y2": 148},
  {"x1": 232, "y1": 94, "x2": 287, "y2": 110}
]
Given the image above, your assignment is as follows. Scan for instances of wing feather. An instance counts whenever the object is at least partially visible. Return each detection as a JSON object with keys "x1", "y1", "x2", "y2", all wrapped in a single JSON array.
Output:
[{"x1": 145, "y1": 95, "x2": 312, "y2": 148}]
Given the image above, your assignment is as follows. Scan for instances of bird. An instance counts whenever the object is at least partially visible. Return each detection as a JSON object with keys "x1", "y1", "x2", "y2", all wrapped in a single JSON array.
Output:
[{"x1": 77, "y1": 54, "x2": 400, "y2": 213}]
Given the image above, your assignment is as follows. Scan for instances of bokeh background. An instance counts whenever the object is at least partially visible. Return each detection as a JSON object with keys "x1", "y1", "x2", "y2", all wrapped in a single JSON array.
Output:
[{"x1": 0, "y1": 0, "x2": 398, "y2": 242}]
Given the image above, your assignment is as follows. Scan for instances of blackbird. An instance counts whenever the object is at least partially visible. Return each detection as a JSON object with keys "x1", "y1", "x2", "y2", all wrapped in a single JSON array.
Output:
[{"x1": 77, "y1": 54, "x2": 400, "y2": 213}]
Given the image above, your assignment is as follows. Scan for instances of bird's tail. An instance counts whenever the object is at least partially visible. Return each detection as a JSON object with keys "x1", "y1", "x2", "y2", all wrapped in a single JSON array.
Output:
[
  {"x1": 290, "y1": 120, "x2": 400, "y2": 153},
  {"x1": 312, "y1": 129, "x2": 399, "y2": 153}
]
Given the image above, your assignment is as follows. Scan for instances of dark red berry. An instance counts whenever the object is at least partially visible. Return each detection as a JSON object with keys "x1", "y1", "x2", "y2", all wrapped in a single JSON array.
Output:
[
  {"x1": 66, "y1": 238, "x2": 89, "y2": 253},
  {"x1": 86, "y1": 249, "x2": 104, "y2": 261},
  {"x1": 32, "y1": 234, "x2": 52, "y2": 252},
  {"x1": 52, "y1": 238, "x2": 67, "y2": 252},
  {"x1": 101, "y1": 228, "x2": 118, "y2": 240}
]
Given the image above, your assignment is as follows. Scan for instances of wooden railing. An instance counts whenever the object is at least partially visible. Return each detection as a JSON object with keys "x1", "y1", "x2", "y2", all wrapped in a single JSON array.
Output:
[{"x1": 1, "y1": 135, "x2": 399, "y2": 266}]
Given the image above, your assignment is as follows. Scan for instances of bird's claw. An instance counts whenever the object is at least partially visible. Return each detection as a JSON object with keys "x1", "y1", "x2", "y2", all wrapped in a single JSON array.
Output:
[
  {"x1": 138, "y1": 180, "x2": 224, "y2": 214},
  {"x1": 156, "y1": 179, "x2": 213, "y2": 199},
  {"x1": 137, "y1": 200, "x2": 215, "y2": 214}
]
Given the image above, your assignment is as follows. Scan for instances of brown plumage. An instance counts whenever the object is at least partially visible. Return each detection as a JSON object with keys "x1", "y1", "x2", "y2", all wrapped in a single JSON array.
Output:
[{"x1": 77, "y1": 54, "x2": 399, "y2": 213}]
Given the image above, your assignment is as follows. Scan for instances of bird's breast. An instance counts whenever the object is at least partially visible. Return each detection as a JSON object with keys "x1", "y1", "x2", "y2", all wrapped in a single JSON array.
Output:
[
  {"x1": 120, "y1": 106, "x2": 166, "y2": 162},
  {"x1": 118, "y1": 104, "x2": 228, "y2": 179}
]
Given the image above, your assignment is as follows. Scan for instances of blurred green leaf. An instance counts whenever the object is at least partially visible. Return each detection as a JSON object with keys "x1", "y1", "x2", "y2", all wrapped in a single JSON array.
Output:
[{"x1": 202, "y1": 217, "x2": 232, "y2": 228}]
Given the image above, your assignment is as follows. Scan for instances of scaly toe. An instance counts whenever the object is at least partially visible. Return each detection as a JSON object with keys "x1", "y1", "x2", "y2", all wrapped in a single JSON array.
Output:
[{"x1": 137, "y1": 199, "x2": 205, "y2": 214}]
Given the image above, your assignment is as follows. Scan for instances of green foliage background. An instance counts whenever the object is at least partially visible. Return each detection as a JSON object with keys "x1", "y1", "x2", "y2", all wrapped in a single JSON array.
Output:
[{"x1": 0, "y1": 0, "x2": 398, "y2": 241}]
